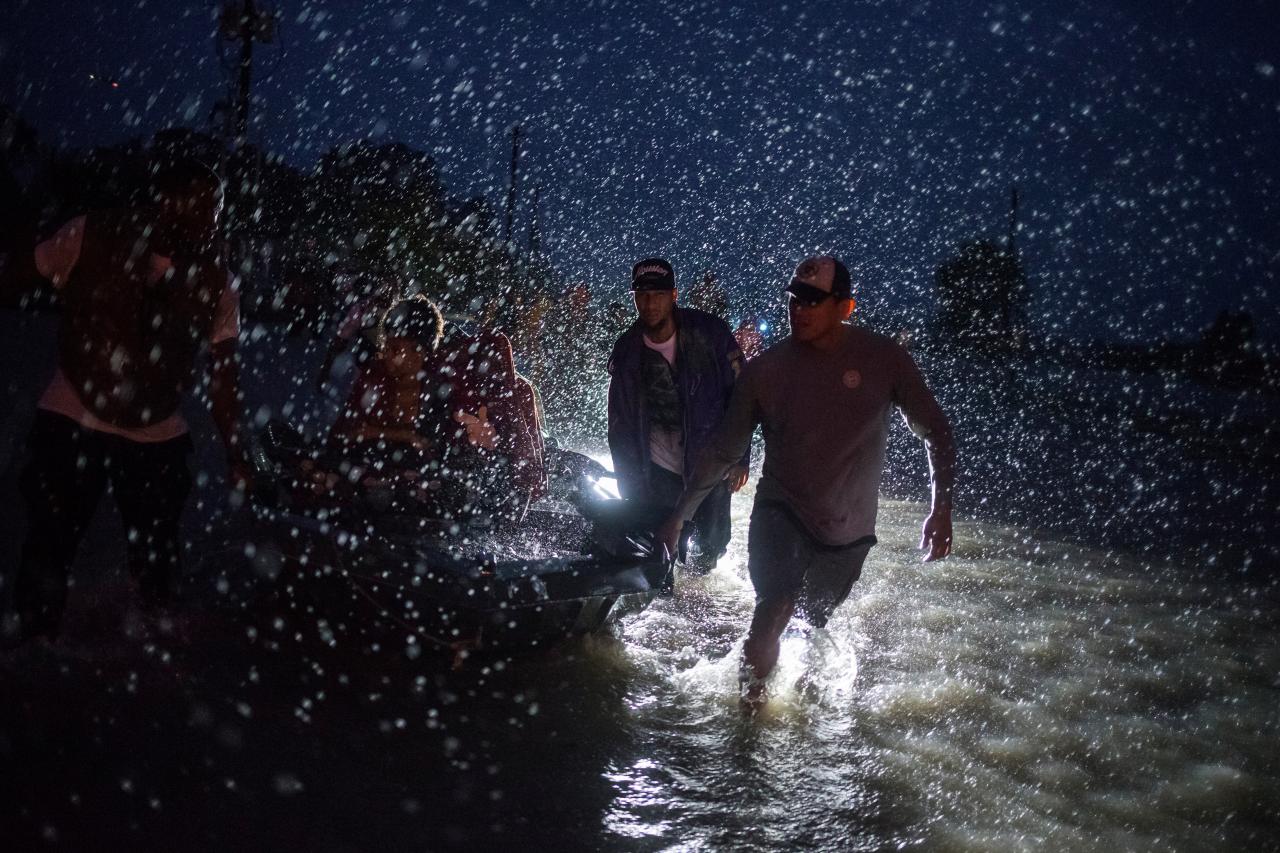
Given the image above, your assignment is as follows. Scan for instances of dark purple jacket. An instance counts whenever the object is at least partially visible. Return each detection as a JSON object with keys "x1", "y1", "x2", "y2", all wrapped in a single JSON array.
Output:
[{"x1": 606, "y1": 306, "x2": 746, "y2": 500}]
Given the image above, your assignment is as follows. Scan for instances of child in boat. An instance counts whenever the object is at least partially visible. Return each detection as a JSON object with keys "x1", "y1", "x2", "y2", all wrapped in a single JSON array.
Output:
[{"x1": 328, "y1": 295, "x2": 444, "y2": 457}]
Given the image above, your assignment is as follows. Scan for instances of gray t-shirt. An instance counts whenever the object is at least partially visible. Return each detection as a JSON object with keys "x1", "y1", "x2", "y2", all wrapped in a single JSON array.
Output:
[
  {"x1": 643, "y1": 332, "x2": 684, "y2": 474},
  {"x1": 681, "y1": 325, "x2": 951, "y2": 546}
]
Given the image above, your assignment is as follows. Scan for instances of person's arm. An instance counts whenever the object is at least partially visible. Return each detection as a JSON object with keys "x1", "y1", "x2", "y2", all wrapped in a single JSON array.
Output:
[
  {"x1": 28, "y1": 216, "x2": 85, "y2": 290},
  {"x1": 893, "y1": 346, "x2": 956, "y2": 561},
  {"x1": 208, "y1": 280, "x2": 251, "y2": 492},
  {"x1": 605, "y1": 341, "x2": 642, "y2": 500},
  {"x1": 918, "y1": 427, "x2": 955, "y2": 561},
  {"x1": 478, "y1": 331, "x2": 524, "y2": 460},
  {"x1": 657, "y1": 371, "x2": 759, "y2": 557},
  {"x1": 210, "y1": 338, "x2": 252, "y2": 491},
  {"x1": 718, "y1": 323, "x2": 751, "y2": 490},
  {"x1": 452, "y1": 406, "x2": 498, "y2": 451},
  {"x1": 315, "y1": 336, "x2": 352, "y2": 391}
]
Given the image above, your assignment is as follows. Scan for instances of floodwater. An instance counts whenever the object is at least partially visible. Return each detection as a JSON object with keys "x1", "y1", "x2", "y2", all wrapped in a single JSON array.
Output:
[
  {"x1": 602, "y1": 491, "x2": 1280, "y2": 850},
  {"x1": 3, "y1": 486, "x2": 1277, "y2": 850},
  {"x1": 2, "y1": 318, "x2": 1279, "y2": 850}
]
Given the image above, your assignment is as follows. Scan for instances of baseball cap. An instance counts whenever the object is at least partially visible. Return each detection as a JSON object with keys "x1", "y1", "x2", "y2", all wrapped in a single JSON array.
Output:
[
  {"x1": 784, "y1": 256, "x2": 852, "y2": 303},
  {"x1": 631, "y1": 257, "x2": 676, "y2": 291}
]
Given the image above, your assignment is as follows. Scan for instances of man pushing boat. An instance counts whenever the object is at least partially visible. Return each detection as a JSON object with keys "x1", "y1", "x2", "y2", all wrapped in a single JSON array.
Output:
[
  {"x1": 657, "y1": 256, "x2": 956, "y2": 710},
  {"x1": 607, "y1": 257, "x2": 747, "y2": 574}
]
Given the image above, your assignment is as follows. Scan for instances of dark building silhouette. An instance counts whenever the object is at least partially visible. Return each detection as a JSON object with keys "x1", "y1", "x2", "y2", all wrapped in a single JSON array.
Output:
[
  {"x1": 933, "y1": 187, "x2": 1028, "y2": 355},
  {"x1": 1190, "y1": 309, "x2": 1265, "y2": 389},
  {"x1": 934, "y1": 239, "x2": 1027, "y2": 353}
]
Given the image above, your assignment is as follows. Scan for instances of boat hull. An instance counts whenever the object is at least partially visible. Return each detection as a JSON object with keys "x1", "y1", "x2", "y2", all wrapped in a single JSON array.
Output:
[{"x1": 213, "y1": 500, "x2": 670, "y2": 654}]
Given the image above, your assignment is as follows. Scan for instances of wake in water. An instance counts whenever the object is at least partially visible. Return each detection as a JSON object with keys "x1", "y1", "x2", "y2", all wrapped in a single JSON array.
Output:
[{"x1": 604, "y1": 486, "x2": 1280, "y2": 851}]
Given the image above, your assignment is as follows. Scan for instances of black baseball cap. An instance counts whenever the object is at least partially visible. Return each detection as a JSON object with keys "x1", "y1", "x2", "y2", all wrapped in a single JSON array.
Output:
[
  {"x1": 631, "y1": 257, "x2": 676, "y2": 291},
  {"x1": 784, "y1": 255, "x2": 852, "y2": 303}
]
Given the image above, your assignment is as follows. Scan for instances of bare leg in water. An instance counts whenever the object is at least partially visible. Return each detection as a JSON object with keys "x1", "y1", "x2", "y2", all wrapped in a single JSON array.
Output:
[{"x1": 740, "y1": 596, "x2": 795, "y2": 712}]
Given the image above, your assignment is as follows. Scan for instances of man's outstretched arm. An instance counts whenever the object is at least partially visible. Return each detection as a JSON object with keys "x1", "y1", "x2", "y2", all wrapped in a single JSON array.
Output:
[
  {"x1": 920, "y1": 424, "x2": 956, "y2": 561},
  {"x1": 657, "y1": 375, "x2": 758, "y2": 558},
  {"x1": 894, "y1": 346, "x2": 956, "y2": 562},
  {"x1": 210, "y1": 339, "x2": 252, "y2": 492},
  {"x1": 719, "y1": 329, "x2": 751, "y2": 491}
]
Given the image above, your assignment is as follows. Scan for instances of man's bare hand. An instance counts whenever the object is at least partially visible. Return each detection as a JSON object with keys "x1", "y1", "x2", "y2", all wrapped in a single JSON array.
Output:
[
  {"x1": 724, "y1": 464, "x2": 749, "y2": 493},
  {"x1": 454, "y1": 405, "x2": 498, "y2": 451},
  {"x1": 227, "y1": 457, "x2": 255, "y2": 508},
  {"x1": 920, "y1": 509, "x2": 953, "y2": 562},
  {"x1": 655, "y1": 514, "x2": 684, "y2": 563}
]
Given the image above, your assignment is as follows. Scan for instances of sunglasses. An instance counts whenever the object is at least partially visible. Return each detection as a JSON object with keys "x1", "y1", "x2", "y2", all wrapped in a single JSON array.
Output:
[{"x1": 787, "y1": 293, "x2": 837, "y2": 310}]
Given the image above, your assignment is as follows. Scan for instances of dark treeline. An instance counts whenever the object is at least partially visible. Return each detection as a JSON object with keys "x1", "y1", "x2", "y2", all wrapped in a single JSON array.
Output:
[
  {"x1": 0, "y1": 103, "x2": 616, "y2": 442},
  {"x1": 923, "y1": 232, "x2": 1277, "y2": 397},
  {"x1": 5, "y1": 102, "x2": 1274, "y2": 409},
  {"x1": 3, "y1": 105, "x2": 544, "y2": 318},
  {"x1": 1031, "y1": 310, "x2": 1277, "y2": 394}
]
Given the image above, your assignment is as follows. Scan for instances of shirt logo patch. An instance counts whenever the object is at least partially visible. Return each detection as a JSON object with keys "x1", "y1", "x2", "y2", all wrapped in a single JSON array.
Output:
[{"x1": 842, "y1": 369, "x2": 862, "y2": 389}]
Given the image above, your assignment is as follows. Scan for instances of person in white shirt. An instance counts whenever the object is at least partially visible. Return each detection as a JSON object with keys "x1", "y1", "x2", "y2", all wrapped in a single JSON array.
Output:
[
  {"x1": 606, "y1": 257, "x2": 748, "y2": 574},
  {"x1": 7, "y1": 158, "x2": 248, "y2": 643}
]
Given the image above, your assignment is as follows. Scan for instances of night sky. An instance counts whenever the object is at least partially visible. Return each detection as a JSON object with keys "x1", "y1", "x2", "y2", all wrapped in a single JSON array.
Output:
[{"x1": 2, "y1": 0, "x2": 1277, "y2": 342}]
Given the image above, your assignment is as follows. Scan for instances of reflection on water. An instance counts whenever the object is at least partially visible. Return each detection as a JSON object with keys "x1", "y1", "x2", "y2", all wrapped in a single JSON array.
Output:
[{"x1": 600, "y1": 486, "x2": 1280, "y2": 851}]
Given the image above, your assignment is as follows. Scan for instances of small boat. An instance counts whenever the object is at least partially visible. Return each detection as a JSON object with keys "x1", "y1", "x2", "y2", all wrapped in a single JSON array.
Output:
[{"x1": 201, "y1": 422, "x2": 672, "y2": 655}]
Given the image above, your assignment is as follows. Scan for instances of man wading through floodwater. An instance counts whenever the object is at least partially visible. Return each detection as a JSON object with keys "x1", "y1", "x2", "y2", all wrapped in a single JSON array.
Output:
[
  {"x1": 658, "y1": 256, "x2": 955, "y2": 711},
  {"x1": 608, "y1": 257, "x2": 747, "y2": 573},
  {"x1": 4, "y1": 159, "x2": 248, "y2": 644}
]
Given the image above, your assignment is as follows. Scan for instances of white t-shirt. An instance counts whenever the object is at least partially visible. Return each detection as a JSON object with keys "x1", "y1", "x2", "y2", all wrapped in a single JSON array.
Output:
[
  {"x1": 642, "y1": 331, "x2": 684, "y2": 475},
  {"x1": 33, "y1": 215, "x2": 241, "y2": 442}
]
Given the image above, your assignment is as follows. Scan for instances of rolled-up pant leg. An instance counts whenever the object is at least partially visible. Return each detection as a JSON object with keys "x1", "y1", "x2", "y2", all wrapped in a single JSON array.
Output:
[
  {"x1": 15, "y1": 413, "x2": 109, "y2": 637},
  {"x1": 109, "y1": 433, "x2": 193, "y2": 607}
]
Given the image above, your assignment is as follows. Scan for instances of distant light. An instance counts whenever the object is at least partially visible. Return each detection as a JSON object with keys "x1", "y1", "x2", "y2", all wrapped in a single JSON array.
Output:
[{"x1": 758, "y1": 321, "x2": 769, "y2": 332}]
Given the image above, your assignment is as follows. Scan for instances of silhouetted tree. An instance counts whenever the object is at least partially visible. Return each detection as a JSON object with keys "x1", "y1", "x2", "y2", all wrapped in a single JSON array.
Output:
[
  {"x1": 686, "y1": 270, "x2": 728, "y2": 319},
  {"x1": 1191, "y1": 309, "x2": 1264, "y2": 388}
]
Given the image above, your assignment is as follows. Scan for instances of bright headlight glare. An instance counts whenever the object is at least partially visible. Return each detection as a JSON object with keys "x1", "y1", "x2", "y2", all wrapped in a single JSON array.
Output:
[{"x1": 590, "y1": 475, "x2": 621, "y2": 501}]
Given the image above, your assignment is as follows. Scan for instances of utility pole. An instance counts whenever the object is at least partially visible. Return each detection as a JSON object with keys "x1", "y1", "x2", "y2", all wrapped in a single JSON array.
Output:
[
  {"x1": 503, "y1": 124, "x2": 523, "y2": 245},
  {"x1": 219, "y1": 0, "x2": 276, "y2": 150},
  {"x1": 217, "y1": 1, "x2": 276, "y2": 306},
  {"x1": 528, "y1": 182, "x2": 542, "y2": 256},
  {"x1": 1007, "y1": 184, "x2": 1020, "y2": 258}
]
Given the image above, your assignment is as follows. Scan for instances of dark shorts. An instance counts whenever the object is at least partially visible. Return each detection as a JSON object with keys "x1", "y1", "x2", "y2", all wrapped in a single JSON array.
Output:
[{"x1": 747, "y1": 500, "x2": 875, "y2": 629}]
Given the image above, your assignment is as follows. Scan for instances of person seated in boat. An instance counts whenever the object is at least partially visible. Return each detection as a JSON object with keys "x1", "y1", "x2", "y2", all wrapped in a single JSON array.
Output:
[
  {"x1": 323, "y1": 295, "x2": 546, "y2": 520},
  {"x1": 297, "y1": 296, "x2": 440, "y2": 506},
  {"x1": 513, "y1": 371, "x2": 547, "y2": 493},
  {"x1": 327, "y1": 295, "x2": 444, "y2": 460},
  {"x1": 314, "y1": 270, "x2": 402, "y2": 393},
  {"x1": 431, "y1": 305, "x2": 548, "y2": 506}
]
